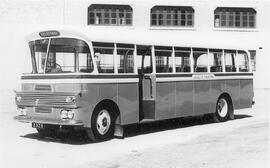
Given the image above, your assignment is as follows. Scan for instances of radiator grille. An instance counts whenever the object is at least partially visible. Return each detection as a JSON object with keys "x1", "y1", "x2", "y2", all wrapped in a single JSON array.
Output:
[
  {"x1": 35, "y1": 107, "x2": 52, "y2": 113},
  {"x1": 15, "y1": 92, "x2": 78, "y2": 108},
  {"x1": 35, "y1": 85, "x2": 52, "y2": 91}
]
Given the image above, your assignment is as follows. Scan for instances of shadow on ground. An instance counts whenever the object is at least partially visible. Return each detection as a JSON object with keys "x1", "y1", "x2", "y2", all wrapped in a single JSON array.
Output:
[{"x1": 21, "y1": 114, "x2": 252, "y2": 145}]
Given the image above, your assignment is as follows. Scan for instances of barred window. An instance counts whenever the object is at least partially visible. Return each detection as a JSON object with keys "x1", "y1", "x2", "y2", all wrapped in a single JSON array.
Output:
[
  {"x1": 117, "y1": 43, "x2": 135, "y2": 73},
  {"x1": 174, "y1": 47, "x2": 191, "y2": 72},
  {"x1": 151, "y1": 6, "x2": 194, "y2": 27},
  {"x1": 155, "y1": 46, "x2": 173, "y2": 73},
  {"x1": 88, "y1": 4, "x2": 132, "y2": 26},
  {"x1": 214, "y1": 7, "x2": 256, "y2": 28}
]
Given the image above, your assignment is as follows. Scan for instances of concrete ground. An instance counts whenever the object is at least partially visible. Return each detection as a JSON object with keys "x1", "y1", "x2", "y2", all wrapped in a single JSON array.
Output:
[{"x1": 0, "y1": 89, "x2": 269, "y2": 168}]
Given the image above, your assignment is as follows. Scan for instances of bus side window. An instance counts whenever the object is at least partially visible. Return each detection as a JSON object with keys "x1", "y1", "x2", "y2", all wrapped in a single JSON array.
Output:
[
  {"x1": 175, "y1": 48, "x2": 191, "y2": 72},
  {"x1": 193, "y1": 49, "x2": 208, "y2": 72},
  {"x1": 209, "y1": 50, "x2": 223, "y2": 72},
  {"x1": 237, "y1": 51, "x2": 250, "y2": 72},
  {"x1": 92, "y1": 42, "x2": 114, "y2": 73},
  {"x1": 117, "y1": 44, "x2": 135, "y2": 73},
  {"x1": 155, "y1": 46, "x2": 173, "y2": 73},
  {"x1": 224, "y1": 51, "x2": 236, "y2": 72},
  {"x1": 137, "y1": 47, "x2": 152, "y2": 74},
  {"x1": 79, "y1": 53, "x2": 94, "y2": 73}
]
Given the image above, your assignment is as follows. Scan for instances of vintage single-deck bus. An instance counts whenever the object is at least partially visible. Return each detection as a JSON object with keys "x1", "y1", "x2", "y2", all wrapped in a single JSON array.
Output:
[{"x1": 14, "y1": 29, "x2": 254, "y2": 141}]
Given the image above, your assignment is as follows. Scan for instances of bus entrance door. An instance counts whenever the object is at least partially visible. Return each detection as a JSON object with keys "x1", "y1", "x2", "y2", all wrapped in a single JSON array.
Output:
[
  {"x1": 140, "y1": 74, "x2": 156, "y2": 120},
  {"x1": 138, "y1": 46, "x2": 156, "y2": 121}
]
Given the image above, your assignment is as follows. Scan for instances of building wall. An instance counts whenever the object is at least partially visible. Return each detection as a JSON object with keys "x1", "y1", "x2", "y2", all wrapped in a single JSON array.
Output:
[{"x1": 0, "y1": 0, "x2": 269, "y2": 90}]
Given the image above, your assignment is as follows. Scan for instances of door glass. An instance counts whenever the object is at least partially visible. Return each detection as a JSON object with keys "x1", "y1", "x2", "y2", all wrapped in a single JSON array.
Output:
[{"x1": 137, "y1": 47, "x2": 152, "y2": 74}]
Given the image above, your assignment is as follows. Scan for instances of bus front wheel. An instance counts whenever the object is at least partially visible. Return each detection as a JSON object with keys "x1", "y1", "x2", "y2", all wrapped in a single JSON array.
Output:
[
  {"x1": 87, "y1": 107, "x2": 115, "y2": 142},
  {"x1": 212, "y1": 96, "x2": 233, "y2": 122}
]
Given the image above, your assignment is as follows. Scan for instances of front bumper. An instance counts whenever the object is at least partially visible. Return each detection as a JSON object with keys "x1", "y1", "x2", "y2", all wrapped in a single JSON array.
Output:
[{"x1": 14, "y1": 115, "x2": 84, "y2": 126}]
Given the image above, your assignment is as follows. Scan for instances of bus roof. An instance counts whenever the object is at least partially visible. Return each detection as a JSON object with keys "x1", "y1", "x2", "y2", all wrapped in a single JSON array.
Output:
[{"x1": 25, "y1": 26, "x2": 257, "y2": 51}]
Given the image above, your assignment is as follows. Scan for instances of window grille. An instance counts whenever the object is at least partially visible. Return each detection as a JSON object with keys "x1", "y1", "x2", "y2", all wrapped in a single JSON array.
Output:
[
  {"x1": 88, "y1": 4, "x2": 132, "y2": 26},
  {"x1": 151, "y1": 6, "x2": 194, "y2": 27},
  {"x1": 214, "y1": 7, "x2": 256, "y2": 28}
]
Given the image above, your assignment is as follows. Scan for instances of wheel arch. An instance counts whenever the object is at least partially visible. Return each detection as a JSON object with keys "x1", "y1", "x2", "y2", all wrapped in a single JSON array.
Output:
[{"x1": 92, "y1": 99, "x2": 121, "y2": 123}]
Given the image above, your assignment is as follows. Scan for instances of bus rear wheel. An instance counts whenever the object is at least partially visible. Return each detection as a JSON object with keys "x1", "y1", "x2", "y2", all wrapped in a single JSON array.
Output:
[
  {"x1": 87, "y1": 107, "x2": 115, "y2": 142},
  {"x1": 212, "y1": 96, "x2": 233, "y2": 122}
]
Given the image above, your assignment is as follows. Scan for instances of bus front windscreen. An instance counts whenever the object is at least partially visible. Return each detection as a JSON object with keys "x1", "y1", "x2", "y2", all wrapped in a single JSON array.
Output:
[{"x1": 29, "y1": 38, "x2": 93, "y2": 74}]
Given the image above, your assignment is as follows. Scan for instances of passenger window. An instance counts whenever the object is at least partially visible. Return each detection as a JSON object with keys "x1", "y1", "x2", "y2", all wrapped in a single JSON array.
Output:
[
  {"x1": 209, "y1": 50, "x2": 223, "y2": 72},
  {"x1": 117, "y1": 44, "x2": 135, "y2": 73},
  {"x1": 79, "y1": 54, "x2": 94, "y2": 73},
  {"x1": 237, "y1": 51, "x2": 250, "y2": 72},
  {"x1": 93, "y1": 42, "x2": 114, "y2": 73},
  {"x1": 224, "y1": 51, "x2": 236, "y2": 72},
  {"x1": 175, "y1": 48, "x2": 191, "y2": 72},
  {"x1": 193, "y1": 49, "x2": 208, "y2": 72},
  {"x1": 155, "y1": 46, "x2": 173, "y2": 73},
  {"x1": 137, "y1": 46, "x2": 152, "y2": 74}
]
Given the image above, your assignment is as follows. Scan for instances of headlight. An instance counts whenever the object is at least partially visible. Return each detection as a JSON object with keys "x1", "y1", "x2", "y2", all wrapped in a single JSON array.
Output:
[
  {"x1": 16, "y1": 96, "x2": 22, "y2": 102},
  {"x1": 60, "y1": 110, "x2": 74, "y2": 119},
  {"x1": 65, "y1": 96, "x2": 76, "y2": 103},
  {"x1": 18, "y1": 108, "x2": 27, "y2": 116}
]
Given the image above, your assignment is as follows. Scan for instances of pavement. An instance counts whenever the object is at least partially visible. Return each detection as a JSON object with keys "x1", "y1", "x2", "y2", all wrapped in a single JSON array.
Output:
[{"x1": 0, "y1": 89, "x2": 269, "y2": 168}]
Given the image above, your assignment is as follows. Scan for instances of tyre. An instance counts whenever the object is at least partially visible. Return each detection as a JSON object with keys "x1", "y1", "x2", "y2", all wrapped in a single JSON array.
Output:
[
  {"x1": 212, "y1": 96, "x2": 233, "y2": 122},
  {"x1": 87, "y1": 107, "x2": 116, "y2": 142},
  {"x1": 36, "y1": 124, "x2": 59, "y2": 137}
]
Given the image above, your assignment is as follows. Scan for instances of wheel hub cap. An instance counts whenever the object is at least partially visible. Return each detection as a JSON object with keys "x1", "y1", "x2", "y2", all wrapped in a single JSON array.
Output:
[
  {"x1": 96, "y1": 110, "x2": 111, "y2": 135},
  {"x1": 217, "y1": 98, "x2": 228, "y2": 118}
]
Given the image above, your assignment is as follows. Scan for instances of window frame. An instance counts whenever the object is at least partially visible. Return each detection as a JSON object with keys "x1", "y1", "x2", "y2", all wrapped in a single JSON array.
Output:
[
  {"x1": 236, "y1": 50, "x2": 251, "y2": 72},
  {"x1": 154, "y1": 46, "x2": 173, "y2": 74},
  {"x1": 214, "y1": 7, "x2": 256, "y2": 29},
  {"x1": 92, "y1": 42, "x2": 116, "y2": 74},
  {"x1": 150, "y1": 6, "x2": 194, "y2": 27},
  {"x1": 208, "y1": 49, "x2": 224, "y2": 73},
  {"x1": 88, "y1": 4, "x2": 133, "y2": 26},
  {"x1": 192, "y1": 48, "x2": 209, "y2": 73},
  {"x1": 116, "y1": 43, "x2": 136, "y2": 74},
  {"x1": 174, "y1": 47, "x2": 192, "y2": 73},
  {"x1": 224, "y1": 50, "x2": 237, "y2": 73}
]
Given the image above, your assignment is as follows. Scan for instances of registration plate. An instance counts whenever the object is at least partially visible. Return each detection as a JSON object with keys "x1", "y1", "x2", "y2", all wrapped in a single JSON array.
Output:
[{"x1": 32, "y1": 122, "x2": 44, "y2": 129}]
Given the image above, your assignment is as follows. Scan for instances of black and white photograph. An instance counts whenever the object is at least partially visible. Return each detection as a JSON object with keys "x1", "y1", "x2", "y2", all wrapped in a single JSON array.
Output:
[{"x1": 0, "y1": 0, "x2": 269, "y2": 167}]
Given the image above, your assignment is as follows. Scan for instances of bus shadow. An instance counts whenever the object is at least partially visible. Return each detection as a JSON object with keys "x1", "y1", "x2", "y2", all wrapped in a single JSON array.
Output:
[
  {"x1": 21, "y1": 114, "x2": 252, "y2": 144},
  {"x1": 123, "y1": 114, "x2": 253, "y2": 138},
  {"x1": 21, "y1": 130, "x2": 92, "y2": 145}
]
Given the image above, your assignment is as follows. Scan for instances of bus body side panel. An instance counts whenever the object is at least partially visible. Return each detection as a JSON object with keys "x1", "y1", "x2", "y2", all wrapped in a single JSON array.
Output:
[
  {"x1": 193, "y1": 80, "x2": 211, "y2": 115},
  {"x1": 239, "y1": 79, "x2": 253, "y2": 109},
  {"x1": 81, "y1": 83, "x2": 118, "y2": 128},
  {"x1": 80, "y1": 83, "x2": 100, "y2": 128},
  {"x1": 209, "y1": 80, "x2": 226, "y2": 113},
  {"x1": 155, "y1": 82, "x2": 175, "y2": 120},
  {"x1": 118, "y1": 83, "x2": 139, "y2": 125},
  {"x1": 225, "y1": 80, "x2": 241, "y2": 109},
  {"x1": 175, "y1": 81, "x2": 193, "y2": 117}
]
